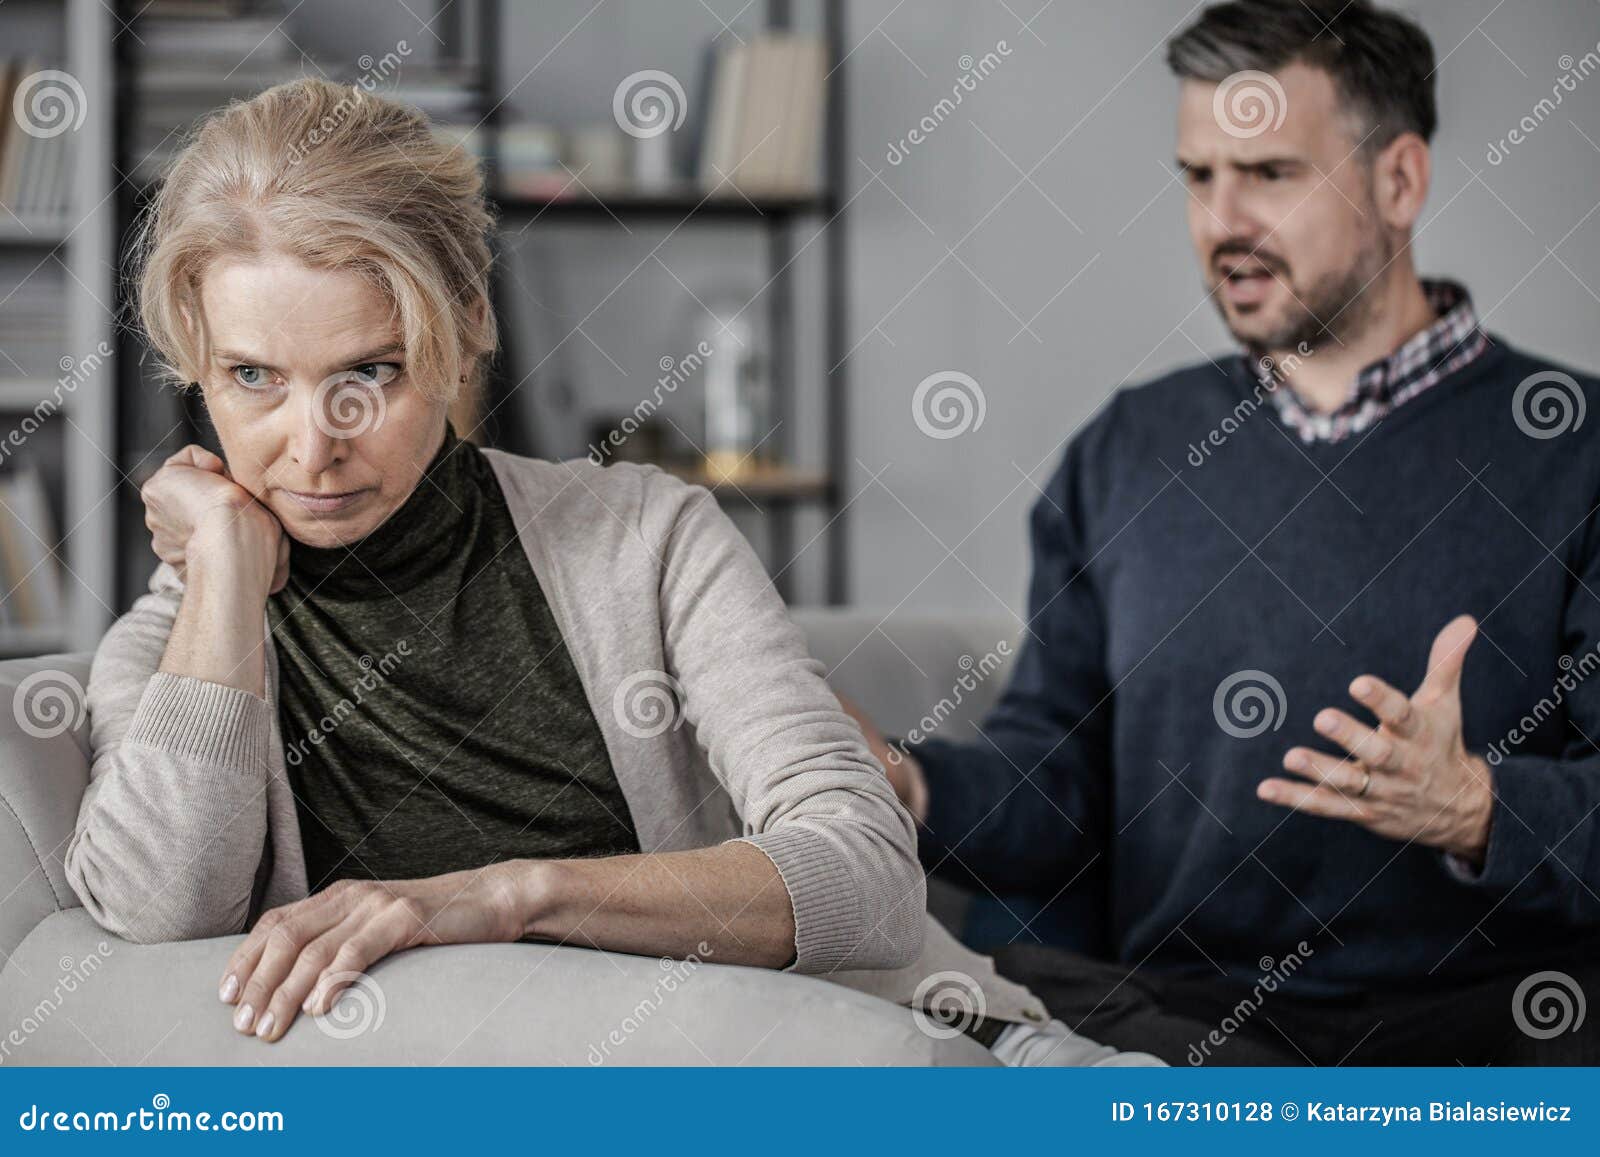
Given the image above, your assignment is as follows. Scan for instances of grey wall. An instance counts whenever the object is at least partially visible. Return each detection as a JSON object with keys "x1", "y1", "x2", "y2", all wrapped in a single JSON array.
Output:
[{"x1": 298, "y1": 0, "x2": 1600, "y2": 613}]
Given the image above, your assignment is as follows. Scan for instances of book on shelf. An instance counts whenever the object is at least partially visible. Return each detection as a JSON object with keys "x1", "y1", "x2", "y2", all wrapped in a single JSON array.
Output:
[
  {"x1": 698, "y1": 33, "x2": 826, "y2": 198},
  {"x1": 0, "y1": 465, "x2": 62, "y2": 633},
  {"x1": 0, "y1": 276, "x2": 65, "y2": 380},
  {"x1": 0, "y1": 57, "x2": 76, "y2": 228}
]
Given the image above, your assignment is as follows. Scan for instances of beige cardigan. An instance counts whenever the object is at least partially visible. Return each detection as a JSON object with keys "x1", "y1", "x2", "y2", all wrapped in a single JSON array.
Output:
[{"x1": 65, "y1": 449, "x2": 1046, "y2": 1023}]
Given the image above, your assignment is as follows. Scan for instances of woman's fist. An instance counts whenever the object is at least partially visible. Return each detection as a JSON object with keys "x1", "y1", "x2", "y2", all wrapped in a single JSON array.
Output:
[{"x1": 139, "y1": 445, "x2": 289, "y2": 594}]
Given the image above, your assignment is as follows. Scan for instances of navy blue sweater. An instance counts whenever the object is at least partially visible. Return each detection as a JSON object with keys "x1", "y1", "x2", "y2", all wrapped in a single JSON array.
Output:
[{"x1": 911, "y1": 337, "x2": 1600, "y2": 996}]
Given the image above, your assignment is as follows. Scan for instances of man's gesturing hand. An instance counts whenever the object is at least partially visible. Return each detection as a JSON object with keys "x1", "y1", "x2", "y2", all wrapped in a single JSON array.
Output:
[{"x1": 1258, "y1": 613, "x2": 1495, "y2": 865}]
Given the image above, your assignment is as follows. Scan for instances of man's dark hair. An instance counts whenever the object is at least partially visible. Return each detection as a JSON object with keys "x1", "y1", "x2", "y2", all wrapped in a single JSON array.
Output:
[{"x1": 1166, "y1": 0, "x2": 1437, "y2": 147}]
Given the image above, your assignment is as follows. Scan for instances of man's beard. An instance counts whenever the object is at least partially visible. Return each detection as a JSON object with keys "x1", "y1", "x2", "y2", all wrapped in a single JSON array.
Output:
[{"x1": 1215, "y1": 228, "x2": 1394, "y2": 355}]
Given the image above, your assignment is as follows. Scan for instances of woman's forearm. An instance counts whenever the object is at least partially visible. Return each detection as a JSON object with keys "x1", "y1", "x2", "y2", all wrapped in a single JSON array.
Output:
[
  {"x1": 504, "y1": 842, "x2": 798, "y2": 968},
  {"x1": 160, "y1": 527, "x2": 272, "y2": 698}
]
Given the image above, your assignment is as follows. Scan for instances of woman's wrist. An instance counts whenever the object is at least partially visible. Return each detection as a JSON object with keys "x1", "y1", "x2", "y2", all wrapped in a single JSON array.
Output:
[{"x1": 497, "y1": 859, "x2": 566, "y2": 942}]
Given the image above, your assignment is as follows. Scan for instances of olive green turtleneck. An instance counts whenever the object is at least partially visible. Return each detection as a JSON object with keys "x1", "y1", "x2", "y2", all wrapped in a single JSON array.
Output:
[{"x1": 266, "y1": 421, "x2": 639, "y2": 892}]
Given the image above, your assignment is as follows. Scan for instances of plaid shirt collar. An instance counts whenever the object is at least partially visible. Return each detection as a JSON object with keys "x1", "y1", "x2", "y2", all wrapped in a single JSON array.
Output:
[{"x1": 1253, "y1": 279, "x2": 1490, "y2": 444}]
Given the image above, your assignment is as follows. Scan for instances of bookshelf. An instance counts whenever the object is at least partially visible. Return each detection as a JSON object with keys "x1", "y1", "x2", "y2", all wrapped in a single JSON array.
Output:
[
  {"x1": 468, "y1": 0, "x2": 851, "y2": 603},
  {"x1": 0, "y1": 0, "x2": 118, "y2": 656}
]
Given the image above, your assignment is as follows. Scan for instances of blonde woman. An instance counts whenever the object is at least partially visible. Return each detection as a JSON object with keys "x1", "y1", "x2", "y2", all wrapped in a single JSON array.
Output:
[{"x1": 67, "y1": 78, "x2": 1154, "y2": 1066}]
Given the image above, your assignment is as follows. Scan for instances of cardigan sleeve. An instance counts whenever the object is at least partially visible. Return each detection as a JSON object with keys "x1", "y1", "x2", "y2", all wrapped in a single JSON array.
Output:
[
  {"x1": 651, "y1": 480, "x2": 926, "y2": 973},
  {"x1": 64, "y1": 562, "x2": 274, "y2": 943}
]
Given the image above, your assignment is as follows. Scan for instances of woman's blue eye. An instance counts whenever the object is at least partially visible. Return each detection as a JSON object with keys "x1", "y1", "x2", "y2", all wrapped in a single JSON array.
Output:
[{"x1": 347, "y1": 362, "x2": 401, "y2": 387}]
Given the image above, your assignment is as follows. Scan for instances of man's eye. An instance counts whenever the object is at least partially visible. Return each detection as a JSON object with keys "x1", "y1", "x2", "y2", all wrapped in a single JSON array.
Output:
[
  {"x1": 345, "y1": 362, "x2": 402, "y2": 387},
  {"x1": 230, "y1": 365, "x2": 270, "y2": 388}
]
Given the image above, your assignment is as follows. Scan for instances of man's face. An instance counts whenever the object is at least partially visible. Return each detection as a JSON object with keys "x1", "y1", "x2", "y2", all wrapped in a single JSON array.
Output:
[{"x1": 1176, "y1": 62, "x2": 1391, "y2": 353}]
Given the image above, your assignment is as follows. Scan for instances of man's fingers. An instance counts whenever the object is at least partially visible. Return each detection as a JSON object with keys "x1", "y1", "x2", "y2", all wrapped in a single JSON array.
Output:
[
  {"x1": 1257, "y1": 777, "x2": 1371, "y2": 822},
  {"x1": 1349, "y1": 675, "x2": 1417, "y2": 737},
  {"x1": 1420, "y1": 613, "x2": 1478, "y2": 698},
  {"x1": 1312, "y1": 707, "x2": 1402, "y2": 771},
  {"x1": 1281, "y1": 747, "x2": 1375, "y2": 797}
]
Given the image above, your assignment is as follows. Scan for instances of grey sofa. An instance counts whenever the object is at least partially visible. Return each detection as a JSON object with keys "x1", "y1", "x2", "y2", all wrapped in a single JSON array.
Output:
[{"x1": 0, "y1": 610, "x2": 1018, "y2": 1066}]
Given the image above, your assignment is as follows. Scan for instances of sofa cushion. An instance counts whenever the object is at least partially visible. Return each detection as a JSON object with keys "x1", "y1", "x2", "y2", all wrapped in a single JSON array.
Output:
[{"x1": 0, "y1": 909, "x2": 998, "y2": 1066}]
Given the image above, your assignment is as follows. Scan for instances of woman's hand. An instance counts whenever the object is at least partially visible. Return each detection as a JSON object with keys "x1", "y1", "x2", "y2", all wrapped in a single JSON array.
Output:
[
  {"x1": 218, "y1": 866, "x2": 524, "y2": 1043},
  {"x1": 141, "y1": 444, "x2": 289, "y2": 594}
]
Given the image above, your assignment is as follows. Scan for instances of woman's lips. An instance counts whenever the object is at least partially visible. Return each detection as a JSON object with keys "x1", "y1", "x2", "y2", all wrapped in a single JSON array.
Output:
[{"x1": 282, "y1": 488, "x2": 367, "y2": 513}]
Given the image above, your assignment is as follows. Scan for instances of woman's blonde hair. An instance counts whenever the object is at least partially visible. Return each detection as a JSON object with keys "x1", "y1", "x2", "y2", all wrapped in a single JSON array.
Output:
[{"x1": 130, "y1": 76, "x2": 498, "y2": 429}]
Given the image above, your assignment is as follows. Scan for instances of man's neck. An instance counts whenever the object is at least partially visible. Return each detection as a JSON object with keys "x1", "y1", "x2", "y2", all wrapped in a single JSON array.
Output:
[{"x1": 1270, "y1": 271, "x2": 1436, "y2": 414}]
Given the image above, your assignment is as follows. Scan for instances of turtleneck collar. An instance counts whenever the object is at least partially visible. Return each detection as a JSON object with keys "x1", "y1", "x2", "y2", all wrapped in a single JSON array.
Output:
[{"x1": 283, "y1": 421, "x2": 477, "y2": 599}]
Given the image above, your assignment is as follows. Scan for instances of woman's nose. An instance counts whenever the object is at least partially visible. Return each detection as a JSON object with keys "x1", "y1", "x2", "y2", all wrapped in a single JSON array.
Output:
[{"x1": 288, "y1": 388, "x2": 346, "y2": 474}]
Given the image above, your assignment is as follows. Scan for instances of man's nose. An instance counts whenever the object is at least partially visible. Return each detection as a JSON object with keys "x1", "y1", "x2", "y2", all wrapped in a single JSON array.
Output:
[{"x1": 1201, "y1": 174, "x2": 1258, "y2": 248}]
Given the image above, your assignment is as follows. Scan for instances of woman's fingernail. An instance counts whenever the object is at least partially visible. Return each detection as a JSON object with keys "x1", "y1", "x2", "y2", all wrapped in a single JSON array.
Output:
[
  {"x1": 219, "y1": 974, "x2": 238, "y2": 1003},
  {"x1": 233, "y1": 1002, "x2": 255, "y2": 1033},
  {"x1": 254, "y1": 1010, "x2": 276, "y2": 1040}
]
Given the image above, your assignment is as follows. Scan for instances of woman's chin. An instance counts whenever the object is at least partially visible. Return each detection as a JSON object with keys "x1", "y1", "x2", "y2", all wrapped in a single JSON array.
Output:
[{"x1": 277, "y1": 506, "x2": 382, "y2": 549}]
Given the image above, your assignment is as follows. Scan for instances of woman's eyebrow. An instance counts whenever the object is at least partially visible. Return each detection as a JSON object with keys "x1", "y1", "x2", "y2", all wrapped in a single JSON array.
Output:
[{"x1": 211, "y1": 343, "x2": 406, "y2": 371}]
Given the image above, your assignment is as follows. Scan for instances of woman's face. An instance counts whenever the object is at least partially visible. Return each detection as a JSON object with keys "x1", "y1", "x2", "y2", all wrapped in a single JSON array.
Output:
[{"x1": 194, "y1": 253, "x2": 449, "y2": 549}]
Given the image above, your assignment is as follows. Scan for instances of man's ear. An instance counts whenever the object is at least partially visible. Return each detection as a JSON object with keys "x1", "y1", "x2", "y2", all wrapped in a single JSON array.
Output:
[{"x1": 1372, "y1": 131, "x2": 1430, "y2": 232}]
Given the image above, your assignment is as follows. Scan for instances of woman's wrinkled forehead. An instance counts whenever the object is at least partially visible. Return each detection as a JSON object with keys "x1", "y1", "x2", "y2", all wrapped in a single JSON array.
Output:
[{"x1": 198, "y1": 254, "x2": 398, "y2": 367}]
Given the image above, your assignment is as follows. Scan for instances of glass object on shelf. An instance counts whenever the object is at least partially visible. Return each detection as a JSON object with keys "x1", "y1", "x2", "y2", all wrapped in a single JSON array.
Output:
[{"x1": 693, "y1": 297, "x2": 769, "y2": 483}]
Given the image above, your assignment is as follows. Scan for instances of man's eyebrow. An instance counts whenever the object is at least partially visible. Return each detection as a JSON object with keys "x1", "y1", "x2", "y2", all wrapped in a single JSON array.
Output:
[
  {"x1": 1226, "y1": 156, "x2": 1303, "y2": 171},
  {"x1": 211, "y1": 343, "x2": 406, "y2": 371},
  {"x1": 1176, "y1": 155, "x2": 1303, "y2": 172}
]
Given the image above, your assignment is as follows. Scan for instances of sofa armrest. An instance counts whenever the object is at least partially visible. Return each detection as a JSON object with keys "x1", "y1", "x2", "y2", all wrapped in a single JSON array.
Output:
[
  {"x1": 0, "y1": 653, "x2": 94, "y2": 970},
  {"x1": 1, "y1": 909, "x2": 998, "y2": 1066}
]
